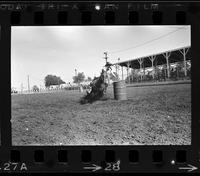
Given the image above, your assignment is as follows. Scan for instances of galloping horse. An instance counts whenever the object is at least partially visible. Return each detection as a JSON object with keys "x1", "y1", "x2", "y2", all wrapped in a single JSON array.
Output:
[{"x1": 80, "y1": 69, "x2": 109, "y2": 104}]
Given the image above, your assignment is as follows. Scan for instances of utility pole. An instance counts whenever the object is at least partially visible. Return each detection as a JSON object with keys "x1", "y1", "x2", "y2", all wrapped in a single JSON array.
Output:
[
  {"x1": 103, "y1": 52, "x2": 108, "y2": 65},
  {"x1": 27, "y1": 75, "x2": 30, "y2": 93},
  {"x1": 103, "y1": 52, "x2": 109, "y2": 85},
  {"x1": 75, "y1": 69, "x2": 77, "y2": 76},
  {"x1": 75, "y1": 68, "x2": 80, "y2": 87},
  {"x1": 21, "y1": 83, "x2": 23, "y2": 94},
  {"x1": 115, "y1": 64, "x2": 118, "y2": 74},
  {"x1": 121, "y1": 66, "x2": 124, "y2": 80},
  {"x1": 118, "y1": 58, "x2": 120, "y2": 64},
  {"x1": 118, "y1": 58, "x2": 120, "y2": 80}
]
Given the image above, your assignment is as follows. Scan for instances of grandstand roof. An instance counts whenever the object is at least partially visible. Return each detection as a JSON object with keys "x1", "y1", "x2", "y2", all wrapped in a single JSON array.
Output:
[{"x1": 112, "y1": 45, "x2": 191, "y2": 69}]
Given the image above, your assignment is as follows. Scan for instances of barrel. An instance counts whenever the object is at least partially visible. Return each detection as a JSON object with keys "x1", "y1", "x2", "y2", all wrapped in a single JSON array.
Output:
[{"x1": 113, "y1": 80, "x2": 127, "y2": 100}]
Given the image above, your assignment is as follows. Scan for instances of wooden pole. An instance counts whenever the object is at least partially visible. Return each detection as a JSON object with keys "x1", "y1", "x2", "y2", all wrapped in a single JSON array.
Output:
[
  {"x1": 126, "y1": 65, "x2": 129, "y2": 83},
  {"x1": 166, "y1": 55, "x2": 170, "y2": 78},
  {"x1": 131, "y1": 64, "x2": 134, "y2": 83},
  {"x1": 27, "y1": 75, "x2": 30, "y2": 93},
  {"x1": 121, "y1": 66, "x2": 124, "y2": 80},
  {"x1": 162, "y1": 52, "x2": 171, "y2": 78},
  {"x1": 103, "y1": 52, "x2": 109, "y2": 81},
  {"x1": 149, "y1": 55, "x2": 156, "y2": 79},
  {"x1": 183, "y1": 49, "x2": 187, "y2": 77},
  {"x1": 164, "y1": 65, "x2": 167, "y2": 80},
  {"x1": 21, "y1": 83, "x2": 23, "y2": 94},
  {"x1": 118, "y1": 58, "x2": 120, "y2": 80},
  {"x1": 75, "y1": 69, "x2": 77, "y2": 76},
  {"x1": 143, "y1": 60, "x2": 145, "y2": 79},
  {"x1": 137, "y1": 58, "x2": 143, "y2": 81},
  {"x1": 179, "y1": 48, "x2": 189, "y2": 77},
  {"x1": 127, "y1": 62, "x2": 130, "y2": 83},
  {"x1": 109, "y1": 68, "x2": 111, "y2": 84},
  {"x1": 103, "y1": 52, "x2": 108, "y2": 64},
  {"x1": 115, "y1": 64, "x2": 118, "y2": 75},
  {"x1": 177, "y1": 64, "x2": 179, "y2": 79}
]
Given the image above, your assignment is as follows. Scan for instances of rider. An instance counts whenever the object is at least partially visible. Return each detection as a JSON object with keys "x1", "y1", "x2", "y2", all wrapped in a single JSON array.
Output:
[{"x1": 101, "y1": 69, "x2": 108, "y2": 93}]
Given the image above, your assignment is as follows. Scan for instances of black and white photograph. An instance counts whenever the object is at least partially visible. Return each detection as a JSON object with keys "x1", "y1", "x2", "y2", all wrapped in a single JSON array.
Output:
[{"x1": 11, "y1": 26, "x2": 191, "y2": 145}]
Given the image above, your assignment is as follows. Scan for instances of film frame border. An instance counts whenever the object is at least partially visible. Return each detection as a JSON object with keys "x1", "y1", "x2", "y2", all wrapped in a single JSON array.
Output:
[{"x1": 0, "y1": 1, "x2": 199, "y2": 173}]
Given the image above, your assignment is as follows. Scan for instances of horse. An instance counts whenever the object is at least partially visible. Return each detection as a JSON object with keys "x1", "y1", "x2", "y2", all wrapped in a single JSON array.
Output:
[{"x1": 80, "y1": 69, "x2": 108, "y2": 104}]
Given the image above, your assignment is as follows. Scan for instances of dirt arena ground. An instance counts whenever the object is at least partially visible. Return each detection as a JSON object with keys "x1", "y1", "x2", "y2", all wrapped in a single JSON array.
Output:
[{"x1": 11, "y1": 83, "x2": 191, "y2": 145}]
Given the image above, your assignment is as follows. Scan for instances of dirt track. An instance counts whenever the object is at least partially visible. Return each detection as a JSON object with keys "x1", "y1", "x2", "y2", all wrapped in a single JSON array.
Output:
[{"x1": 11, "y1": 83, "x2": 191, "y2": 145}]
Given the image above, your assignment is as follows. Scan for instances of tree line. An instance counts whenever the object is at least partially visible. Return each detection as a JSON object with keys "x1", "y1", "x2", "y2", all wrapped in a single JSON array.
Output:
[{"x1": 32, "y1": 73, "x2": 93, "y2": 92}]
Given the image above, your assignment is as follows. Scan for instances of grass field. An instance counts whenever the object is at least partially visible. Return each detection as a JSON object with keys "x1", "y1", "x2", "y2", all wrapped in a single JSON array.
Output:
[{"x1": 11, "y1": 83, "x2": 191, "y2": 145}]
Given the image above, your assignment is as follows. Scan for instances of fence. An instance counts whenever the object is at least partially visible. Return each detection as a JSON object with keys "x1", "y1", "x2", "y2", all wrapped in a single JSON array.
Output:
[
  {"x1": 109, "y1": 60, "x2": 191, "y2": 84},
  {"x1": 12, "y1": 85, "x2": 91, "y2": 95}
]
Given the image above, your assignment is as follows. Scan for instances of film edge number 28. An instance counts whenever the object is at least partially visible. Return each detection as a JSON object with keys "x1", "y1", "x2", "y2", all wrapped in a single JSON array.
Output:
[{"x1": 0, "y1": 1, "x2": 200, "y2": 173}]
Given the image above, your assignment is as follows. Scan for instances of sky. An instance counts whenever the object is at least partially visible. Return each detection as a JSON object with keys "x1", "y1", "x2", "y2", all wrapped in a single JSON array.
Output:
[{"x1": 11, "y1": 25, "x2": 190, "y2": 90}]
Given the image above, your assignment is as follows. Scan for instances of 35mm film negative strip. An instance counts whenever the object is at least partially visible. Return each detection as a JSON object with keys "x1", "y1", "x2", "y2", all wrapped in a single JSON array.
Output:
[{"x1": 0, "y1": 1, "x2": 200, "y2": 173}]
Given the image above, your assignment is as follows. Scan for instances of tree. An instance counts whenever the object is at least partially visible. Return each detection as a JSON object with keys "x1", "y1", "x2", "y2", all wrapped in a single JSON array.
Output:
[
  {"x1": 73, "y1": 72, "x2": 85, "y2": 84},
  {"x1": 44, "y1": 75, "x2": 65, "y2": 88},
  {"x1": 32, "y1": 85, "x2": 39, "y2": 92}
]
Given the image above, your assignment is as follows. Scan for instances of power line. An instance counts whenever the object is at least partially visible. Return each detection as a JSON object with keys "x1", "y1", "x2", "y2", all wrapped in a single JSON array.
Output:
[{"x1": 109, "y1": 27, "x2": 187, "y2": 54}]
